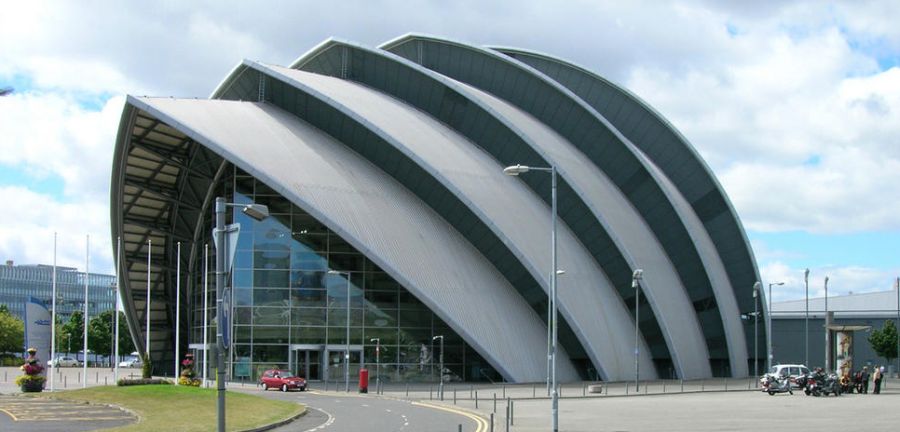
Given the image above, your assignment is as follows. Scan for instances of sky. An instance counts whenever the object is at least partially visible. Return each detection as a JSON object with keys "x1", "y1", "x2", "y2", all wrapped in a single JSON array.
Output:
[{"x1": 1, "y1": 0, "x2": 898, "y2": 302}]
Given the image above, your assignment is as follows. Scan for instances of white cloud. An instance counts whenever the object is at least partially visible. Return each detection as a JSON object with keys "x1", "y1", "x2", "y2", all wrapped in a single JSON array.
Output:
[
  {"x1": 759, "y1": 261, "x2": 897, "y2": 302},
  {"x1": 0, "y1": 186, "x2": 113, "y2": 273}
]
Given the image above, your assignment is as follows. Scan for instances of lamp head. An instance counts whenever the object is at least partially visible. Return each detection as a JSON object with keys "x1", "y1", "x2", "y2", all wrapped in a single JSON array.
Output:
[
  {"x1": 631, "y1": 269, "x2": 643, "y2": 287},
  {"x1": 241, "y1": 204, "x2": 269, "y2": 221},
  {"x1": 753, "y1": 281, "x2": 761, "y2": 296},
  {"x1": 804, "y1": 268, "x2": 810, "y2": 279},
  {"x1": 503, "y1": 164, "x2": 530, "y2": 176}
]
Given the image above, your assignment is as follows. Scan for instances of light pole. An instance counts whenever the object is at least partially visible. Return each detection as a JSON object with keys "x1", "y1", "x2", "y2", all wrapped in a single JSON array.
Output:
[
  {"x1": 328, "y1": 270, "x2": 352, "y2": 392},
  {"x1": 804, "y1": 268, "x2": 810, "y2": 367},
  {"x1": 371, "y1": 338, "x2": 380, "y2": 393},
  {"x1": 768, "y1": 281, "x2": 784, "y2": 370},
  {"x1": 824, "y1": 276, "x2": 829, "y2": 372},
  {"x1": 753, "y1": 281, "x2": 761, "y2": 376},
  {"x1": 433, "y1": 335, "x2": 444, "y2": 400},
  {"x1": 214, "y1": 197, "x2": 269, "y2": 432},
  {"x1": 504, "y1": 163, "x2": 559, "y2": 432},
  {"x1": 632, "y1": 269, "x2": 643, "y2": 391}
]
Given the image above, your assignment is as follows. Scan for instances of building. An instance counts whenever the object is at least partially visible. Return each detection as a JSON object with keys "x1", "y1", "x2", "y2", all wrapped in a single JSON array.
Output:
[
  {"x1": 0, "y1": 260, "x2": 116, "y2": 324},
  {"x1": 111, "y1": 34, "x2": 762, "y2": 383},
  {"x1": 771, "y1": 287, "x2": 900, "y2": 375}
]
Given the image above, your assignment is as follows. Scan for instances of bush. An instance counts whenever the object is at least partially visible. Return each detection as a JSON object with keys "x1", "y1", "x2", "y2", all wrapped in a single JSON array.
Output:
[
  {"x1": 177, "y1": 377, "x2": 202, "y2": 386},
  {"x1": 141, "y1": 354, "x2": 153, "y2": 379},
  {"x1": 117, "y1": 378, "x2": 173, "y2": 386},
  {"x1": 15, "y1": 374, "x2": 46, "y2": 386}
]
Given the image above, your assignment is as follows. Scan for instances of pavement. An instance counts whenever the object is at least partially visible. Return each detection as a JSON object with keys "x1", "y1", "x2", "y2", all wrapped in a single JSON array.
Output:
[{"x1": 2, "y1": 368, "x2": 898, "y2": 432}]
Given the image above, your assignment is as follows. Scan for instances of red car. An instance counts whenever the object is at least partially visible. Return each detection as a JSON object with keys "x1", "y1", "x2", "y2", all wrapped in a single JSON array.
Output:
[{"x1": 259, "y1": 369, "x2": 307, "y2": 392}]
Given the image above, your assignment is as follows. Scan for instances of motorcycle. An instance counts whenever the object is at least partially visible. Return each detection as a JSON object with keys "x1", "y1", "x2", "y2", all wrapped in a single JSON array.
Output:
[
  {"x1": 804, "y1": 371, "x2": 841, "y2": 396},
  {"x1": 761, "y1": 374, "x2": 793, "y2": 395}
]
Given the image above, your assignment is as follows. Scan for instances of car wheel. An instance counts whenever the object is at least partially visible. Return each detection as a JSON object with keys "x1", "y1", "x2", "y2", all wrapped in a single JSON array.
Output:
[
  {"x1": 281, "y1": 384, "x2": 288, "y2": 392},
  {"x1": 768, "y1": 391, "x2": 775, "y2": 396}
]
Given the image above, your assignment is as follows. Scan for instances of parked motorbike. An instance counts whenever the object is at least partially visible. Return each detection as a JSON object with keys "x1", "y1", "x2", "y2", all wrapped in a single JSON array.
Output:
[
  {"x1": 761, "y1": 374, "x2": 793, "y2": 395},
  {"x1": 804, "y1": 371, "x2": 841, "y2": 396}
]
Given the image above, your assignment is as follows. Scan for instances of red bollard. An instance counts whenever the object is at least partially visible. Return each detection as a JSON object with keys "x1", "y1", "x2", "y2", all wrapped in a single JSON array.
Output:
[{"x1": 359, "y1": 368, "x2": 369, "y2": 393}]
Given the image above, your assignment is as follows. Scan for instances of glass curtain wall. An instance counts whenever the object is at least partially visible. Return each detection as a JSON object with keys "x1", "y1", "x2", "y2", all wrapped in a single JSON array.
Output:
[{"x1": 190, "y1": 167, "x2": 499, "y2": 383}]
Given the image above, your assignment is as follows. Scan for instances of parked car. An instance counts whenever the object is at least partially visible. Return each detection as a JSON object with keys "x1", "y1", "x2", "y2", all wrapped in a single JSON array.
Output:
[
  {"x1": 119, "y1": 357, "x2": 143, "y2": 368},
  {"x1": 761, "y1": 364, "x2": 810, "y2": 389},
  {"x1": 259, "y1": 369, "x2": 307, "y2": 392},
  {"x1": 47, "y1": 356, "x2": 81, "y2": 367}
]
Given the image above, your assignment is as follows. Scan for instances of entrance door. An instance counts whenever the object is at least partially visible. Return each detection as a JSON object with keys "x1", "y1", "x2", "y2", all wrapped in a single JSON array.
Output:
[
  {"x1": 327, "y1": 348, "x2": 363, "y2": 384},
  {"x1": 293, "y1": 350, "x2": 321, "y2": 381}
]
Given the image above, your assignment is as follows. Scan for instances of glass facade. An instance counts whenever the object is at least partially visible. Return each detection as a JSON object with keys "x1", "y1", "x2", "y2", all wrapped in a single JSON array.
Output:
[
  {"x1": 190, "y1": 169, "x2": 499, "y2": 383},
  {"x1": 0, "y1": 263, "x2": 116, "y2": 323}
]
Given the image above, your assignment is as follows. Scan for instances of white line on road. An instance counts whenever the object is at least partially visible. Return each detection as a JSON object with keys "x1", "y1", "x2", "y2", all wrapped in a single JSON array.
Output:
[{"x1": 304, "y1": 407, "x2": 335, "y2": 432}]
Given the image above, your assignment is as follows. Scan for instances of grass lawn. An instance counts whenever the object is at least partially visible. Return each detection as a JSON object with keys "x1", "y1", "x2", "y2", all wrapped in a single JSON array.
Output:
[{"x1": 43, "y1": 385, "x2": 304, "y2": 431}]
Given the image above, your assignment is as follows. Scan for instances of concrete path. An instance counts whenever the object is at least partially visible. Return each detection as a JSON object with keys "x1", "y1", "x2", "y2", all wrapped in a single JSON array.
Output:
[{"x1": 0, "y1": 395, "x2": 135, "y2": 432}]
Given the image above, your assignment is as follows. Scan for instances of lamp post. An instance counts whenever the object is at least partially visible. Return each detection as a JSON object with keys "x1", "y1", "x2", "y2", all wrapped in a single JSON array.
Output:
[
  {"x1": 433, "y1": 335, "x2": 444, "y2": 400},
  {"x1": 214, "y1": 197, "x2": 269, "y2": 432},
  {"x1": 768, "y1": 281, "x2": 784, "y2": 370},
  {"x1": 328, "y1": 270, "x2": 352, "y2": 392},
  {"x1": 632, "y1": 269, "x2": 643, "y2": 391},
  {"x1": 753, "y1": 282, "x2": 761, "y2": 376},
  {"x1": 804, "y1": 268, "x2": 810, "y2": 367},
  {"x1": 503, "y1": 163, "x2": 559, "y2": 432},
  {"x1": 824, "y1": 276, "x2": 830, "y2": 372},
  {"x1": 370, "y1": 338, "x2": 380, "y2": 393}
]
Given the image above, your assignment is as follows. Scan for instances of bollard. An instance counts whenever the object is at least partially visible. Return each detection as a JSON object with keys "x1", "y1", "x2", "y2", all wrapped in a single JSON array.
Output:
[
  {"x1": 454, "y1": 388, "x2": 457, "y2": 405},
  {"x1": 493, "y1": 393, "x2": 497, "y2": 413},
  {"x1": 701, "y1": 380, "x2": 705, "y2": 391},
  {"x1": 663, "y1": 381, "x2": 666, "y2": 393},
  {"x1": 4, "y1": 371, "x2": 6, "y2": 381},
  {"x1": 64, "y1": 375, "x2": 68, "y2": 388},
  {"x1": 681, "y1": 379, "x2": 684, "y2": 393},
  {"x1": 644, "y1": 382, "x2": 647, "y2": 394},
  {"x1": 406, "y1": 383, "x2": 409, "y2": 397},
  {"x1": 458, "y1": 425, "x2": 462, "y2": 432},
  {"x1": 625, "y1": 381, "x2": 629, "y2": 395},
  {"x1": 490, "y1": 413, "x2": 494, "y2": 432},
  {"x1": 105, "y1": 377, "x2": 108, "y2": 386},
  {"x1": 510, "y1": 399, "x2": 514, "y2": 425},
  {"x1": 475, "y1": 391, "x2": 479, "y2": 409},
  {"x1": 430, "y1": 385, "x2": 433, "y2": 400},
  {"x1": 583, "y1": 382, "x2": 586, "y2": 396},
  {"x1": 532, "y1": 383, "x2": 536, "y2": 398},
  {"x1": 502, "y1": 385, "x2": 506, "y2": 399},
  {"x1": 724, "y1": 378, "x2": 728, "y2": 391},
  {"x1": 96, "y1": 371, "x2": 99, "y2": 383},
  {"x1": 78, "y1": 372, "x2": 81, "y2": 383},
  {"x1": 505, "y1": 404, "x2": 510, "y2": 432}
]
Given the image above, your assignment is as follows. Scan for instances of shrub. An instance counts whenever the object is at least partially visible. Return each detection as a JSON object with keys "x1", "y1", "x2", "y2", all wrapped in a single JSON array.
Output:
[
  {"x1": 15, "y1": 374, "x2": 46, "y2": 386},
  {"x1": 117, "y1": 378, "x2": 173, "y2": 386},
  {"x1": 141, "y1": 354, "x2": 153, "y2": 379},
  {"x1": 177, "y1": 377, "x2": 202, "y2": 386}
]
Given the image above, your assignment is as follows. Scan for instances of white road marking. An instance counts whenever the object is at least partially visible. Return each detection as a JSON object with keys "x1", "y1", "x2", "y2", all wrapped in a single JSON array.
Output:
[{"x1": 304, "y1": 407, "x2": 335, "y2": 431}]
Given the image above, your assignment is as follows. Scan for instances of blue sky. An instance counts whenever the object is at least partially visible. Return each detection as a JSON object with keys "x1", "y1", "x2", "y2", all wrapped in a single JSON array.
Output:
[{"x1": 1, "y1": 0, "x2": 898, "y2": 302}]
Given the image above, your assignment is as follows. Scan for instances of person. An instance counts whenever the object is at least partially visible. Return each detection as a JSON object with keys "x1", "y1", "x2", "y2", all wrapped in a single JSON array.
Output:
[
  {"x1": 873, "y1": 366, "x2": 882, "y2": 394},
  {"x1": 840, "y1": 372, "x2": 851, "y2": 394},
  {"x1": 861, "y1": 366, "x2": 870, "y2": 394}
]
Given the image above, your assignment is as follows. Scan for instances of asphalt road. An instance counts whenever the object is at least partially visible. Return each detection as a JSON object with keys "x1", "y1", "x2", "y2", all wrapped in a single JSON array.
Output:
[{"x1": 234, "y1": 387, "x2": 485, "y2": 432}]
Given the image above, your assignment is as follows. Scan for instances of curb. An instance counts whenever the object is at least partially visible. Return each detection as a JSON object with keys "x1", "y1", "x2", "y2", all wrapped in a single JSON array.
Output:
[{"x1": 239, "y1": 405, "x2": 308, "y2": 432}]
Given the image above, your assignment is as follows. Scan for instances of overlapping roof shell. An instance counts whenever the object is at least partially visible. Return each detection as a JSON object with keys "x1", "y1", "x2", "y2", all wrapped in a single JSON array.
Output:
[{"x1": 111, "y1": 34, "x2": 762, "y2": 381}]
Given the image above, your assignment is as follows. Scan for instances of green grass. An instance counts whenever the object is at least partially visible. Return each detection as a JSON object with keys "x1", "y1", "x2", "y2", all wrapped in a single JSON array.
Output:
[{"x1": 43, "y1": 385, "x2": 304, "y2": 432}]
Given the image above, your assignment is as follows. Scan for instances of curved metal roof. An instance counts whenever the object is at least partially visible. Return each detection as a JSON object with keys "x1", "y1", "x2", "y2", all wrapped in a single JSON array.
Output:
[
  {"x1": 382, "y1": 34, "x2": 716, "y2": 378},
  {"x1": 121, "y1": 96, "x2": 573, "y2": 382}
]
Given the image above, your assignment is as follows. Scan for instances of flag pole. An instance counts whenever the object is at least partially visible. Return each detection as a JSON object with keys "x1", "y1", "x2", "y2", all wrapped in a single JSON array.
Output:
[
  {"x1": 175, "y1": 241, "x2": 181, "y2": 384},
  {"x1": 83, "y1": 235, "x2": 89, "y2": 388},
  {"x1": 203, "y1": 243, "x2": 209, "y2": 385},
  {"x1": 114, "y1": 236, "x2": 121, "y2": 383},
  {"x1": 50, "y1": 232, "x2": 57, "y2": 391}
]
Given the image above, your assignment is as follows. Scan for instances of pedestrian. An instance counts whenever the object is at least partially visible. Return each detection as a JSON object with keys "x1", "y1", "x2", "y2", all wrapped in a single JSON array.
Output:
[
  {"x1": 861, "y1": 366, "x2": 870, "y2": 394},
  {"x1": 873, "y1": 366, "x2": 882, "y2": 394}
]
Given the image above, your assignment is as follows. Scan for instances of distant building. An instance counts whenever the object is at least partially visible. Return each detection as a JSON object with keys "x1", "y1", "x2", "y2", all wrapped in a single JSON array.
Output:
[
  {"x1": 771, "y1": 287, "x2": 900, "y2": 375},
  {"x1": 0, "y1": 260, "x2": 116, "y2": 323}
]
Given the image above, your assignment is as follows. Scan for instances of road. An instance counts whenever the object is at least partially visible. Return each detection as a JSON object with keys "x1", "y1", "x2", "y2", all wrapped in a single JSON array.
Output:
[{"x1": 234, "y1": 386, "x2": 485, "y2": 432}]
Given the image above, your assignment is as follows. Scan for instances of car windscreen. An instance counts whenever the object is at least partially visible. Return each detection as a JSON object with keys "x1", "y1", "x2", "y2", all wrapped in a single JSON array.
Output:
[{"x1": 278, "y1": 372, "x2": 296, "y2": 378}]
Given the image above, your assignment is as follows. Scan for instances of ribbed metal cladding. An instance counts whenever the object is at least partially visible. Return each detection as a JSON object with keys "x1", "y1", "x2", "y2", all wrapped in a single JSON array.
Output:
[
  {"x1": 382, "y1": 35, "x2": 716, "y2": 378},
  {"x1": 112, "y1": 34, "x2": 761, "y2": 381},
  {"x1": 239, "y1": 61, "x2": 655, "y2": 380},
  {"x1": 497, "y1": 48, "x2": 759, "y2": 376},
  {"x1": 119, "y1": 96, "x2": 572, "y2": 382}
]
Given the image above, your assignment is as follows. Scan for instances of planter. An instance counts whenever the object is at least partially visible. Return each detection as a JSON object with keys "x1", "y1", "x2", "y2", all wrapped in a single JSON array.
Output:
[{"x1": 20, "y1": 381, "x2": 44, "y2": 393}]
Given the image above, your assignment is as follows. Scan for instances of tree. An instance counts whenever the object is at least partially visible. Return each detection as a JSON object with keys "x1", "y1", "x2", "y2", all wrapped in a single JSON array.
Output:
[
  {"x1": 0, "y1": 305, "x2": 24, "y2": 356},
  {"x1": 868, "y1": 320, "x2": 899, "y2": 364},
  {"x1": 62, "y1": 310, "x2": 85, "y2": 355}
]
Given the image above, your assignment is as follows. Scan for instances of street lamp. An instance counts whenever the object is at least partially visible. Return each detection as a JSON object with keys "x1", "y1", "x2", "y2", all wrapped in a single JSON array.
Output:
[
  {"x1": 804, "y1": 268, "x2": 810, "y2": 367},
  {"x1": 327, "y1": 270, "x2": 352, "y2": 392},
  {"x1": 433, "y1": 335, "x2": 444, "y2": 400},
  {"x1": 371, "y1": 338, "x2": 381, "y2": 393},
  {"x1": 504, "y1": 163, "x2": 560, "y2": 432},
  {"x1": 632, "y1": 269, "x2": 643, "y2": 391},
  {"x1": 768, "y1": 281, "x2": 784, "y2": 370},
  {"x1": 214, "y1": 197, "x2": 269, "y2": 432},
  {"x1": 824, "y1": 276, "x2": 830, "y2": 372},
  {"x1": 753, "y1": 282, "x2": 761, "y2": 376}
]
